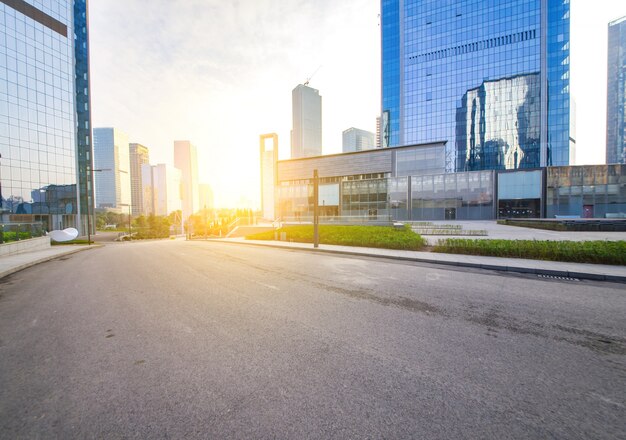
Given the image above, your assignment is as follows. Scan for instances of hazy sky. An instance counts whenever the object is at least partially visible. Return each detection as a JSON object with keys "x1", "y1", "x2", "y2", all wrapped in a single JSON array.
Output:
[{"x1": 89, "y1": 0, "x2": 626, "y2": 208}]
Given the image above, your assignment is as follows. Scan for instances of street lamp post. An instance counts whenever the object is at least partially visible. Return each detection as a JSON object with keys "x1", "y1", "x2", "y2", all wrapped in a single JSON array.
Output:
[{"x1": 313, "y1": 169, "x2": 319, "y2": 248}]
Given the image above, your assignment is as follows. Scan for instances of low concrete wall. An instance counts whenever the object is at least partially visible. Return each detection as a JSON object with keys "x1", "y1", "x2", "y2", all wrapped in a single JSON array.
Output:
[{"x1": 0, "y1": 236, "x2": 51, "y2": 256}]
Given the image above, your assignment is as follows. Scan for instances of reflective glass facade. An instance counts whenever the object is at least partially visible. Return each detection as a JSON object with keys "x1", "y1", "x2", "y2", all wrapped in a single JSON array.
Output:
[
  {"x1": 341, "y1": 178, "x2": 389, "y2": 219},
  {"x1": 275, "y1": 147, "x2": 626, "y2": 221},
  {"x1": 606, "y1": 17, "x2": 626, "y2": 165},
  {"x1": 411, "y1": 171, "x2": 494, "y2": 220},
  {"x1": 497, "y1": 169, "x2": 543, "y2": 218},
  {"x1": 381, "y1": 0, "x2": 401, "y2": 148},
  {"x1": 395, "y1": 143, "x2": 445, "y2": 176},
  {"x1": 381, "y1": 0, "x2": 570, "y2": 171},
  {"x1": 74, "y1": 0, "x2": 93, "y2": 233},
  {"x1": 546, "y1": 165, "x2": 626, "y2": 218},
  {"x1": 0, "y1": 0, "x2": 92, "y2": 232}
]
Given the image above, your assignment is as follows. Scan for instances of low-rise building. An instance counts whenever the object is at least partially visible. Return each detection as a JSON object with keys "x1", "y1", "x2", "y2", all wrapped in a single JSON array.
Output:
[{"x1": 268, "y1": 142, "x2": 626, "y2": 221}]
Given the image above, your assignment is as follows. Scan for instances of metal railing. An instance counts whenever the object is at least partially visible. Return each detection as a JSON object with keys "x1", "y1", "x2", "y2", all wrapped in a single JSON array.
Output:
[{"x1": 0, "y1": 222, "x2": 45, "y2": 244}]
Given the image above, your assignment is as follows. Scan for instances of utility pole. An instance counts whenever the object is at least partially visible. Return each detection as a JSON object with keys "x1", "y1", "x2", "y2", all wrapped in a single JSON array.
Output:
[{"x1": 313, "y1": 169, "x2": 319, "y2": 248}]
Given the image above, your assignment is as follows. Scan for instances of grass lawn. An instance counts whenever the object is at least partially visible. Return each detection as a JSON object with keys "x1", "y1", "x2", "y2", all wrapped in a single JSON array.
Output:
[
  {"x1": 433, "y1": 239, "x2": 626, "y2": 266},
  {"x1": 246, "y1": 224, "x2": 426, "y2": 251},
  {"x1": 51, "y1": 239, "x2": 91, "y2": 245}
]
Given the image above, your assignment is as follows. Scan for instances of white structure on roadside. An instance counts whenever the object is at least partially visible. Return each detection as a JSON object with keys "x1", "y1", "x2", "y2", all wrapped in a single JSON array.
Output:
[
  {"x1": 141, "y1": 164, "x2": 182, "y2": 216},
  {"x1": 291, "y1": 84, "x2": 322, "y2": 158},
  {"x1": 93, "y1": 128, "x2": 131, "y2": 212},
  {"x1": 174, "y1": 140, "x2": 199, "y2": 218}
]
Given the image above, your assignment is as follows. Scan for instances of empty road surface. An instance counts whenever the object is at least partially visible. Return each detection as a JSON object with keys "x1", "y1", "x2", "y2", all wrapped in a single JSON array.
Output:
[{"x1": 0, "y1": 240, "x2": 624, "y2": 439}]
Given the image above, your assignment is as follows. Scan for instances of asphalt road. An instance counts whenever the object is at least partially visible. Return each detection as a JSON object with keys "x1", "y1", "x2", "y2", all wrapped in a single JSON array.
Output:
[{"x1": 0, "y1": 240, "x2": 624, "y2": 439}]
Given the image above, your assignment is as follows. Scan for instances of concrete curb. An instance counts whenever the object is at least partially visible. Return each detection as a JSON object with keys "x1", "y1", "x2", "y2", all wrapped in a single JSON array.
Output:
[
  {"x1": 197, "y1": 239, "x2": 626, "y2": 284},
  {"x1": 0, "y1": 245, "x2": 101, "y2": 279}
]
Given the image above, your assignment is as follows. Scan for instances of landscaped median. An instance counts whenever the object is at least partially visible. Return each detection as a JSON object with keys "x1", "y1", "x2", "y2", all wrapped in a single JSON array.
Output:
[
  {"x1": 244, "y1": 225, "x2": 626, "y2": 266},
  {"x1": 433, "y1": 239, "x2": 626, "y2": 266},
  {"x1": 246, "y1": 224, "x2": 426, "y2": 251}
]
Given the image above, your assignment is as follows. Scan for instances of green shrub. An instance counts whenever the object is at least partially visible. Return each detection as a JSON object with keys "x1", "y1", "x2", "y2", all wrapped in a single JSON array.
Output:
[
  {"x1": 51, "y1": 239, "x2": 91, "y2": 246},
  {"x1": 433, "y1": 239, "x2": 626, "y2": 265},
  {"x1": 0, "y1": 231, "x2": 34, "y2": 242},
  {"x1": 246, "y1": 224, "x2": 426, "y2": 250}
]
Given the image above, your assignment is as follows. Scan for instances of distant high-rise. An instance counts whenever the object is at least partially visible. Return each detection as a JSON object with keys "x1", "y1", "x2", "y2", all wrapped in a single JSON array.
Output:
[
  {"x1": 291, "y1": 84, "x2": 322, "y2": 158},
  {"x1": 607, "y1": 16, "x2": 626, "y2": 164},
  {"x1": 198, "y1": 184, "x2": 214, "y2": 211},
  {"x1": 381, "y1": 0, "x2": 571, "y2": 171},
  {"x1": 375, "y1": 116, "x2": 382, "y2": 148},
  {"x1": 141, "y1": 164, "x2": 182, "y2": 216},
  {"x1": 129, "y1": 143, "x2": 150, "y2": 216},
  {"x1": 260, "y1": 133, "x2": 278, "y2": 220},
  {"x1": 342, "y1": 128, "x2": 376, "y2": 153},
  {"x1": 93, "y1": 128, "x2": 131, "y2": 211},
  {"x1": 174, "y1": 140, "x2": 199, "y2": 218}
]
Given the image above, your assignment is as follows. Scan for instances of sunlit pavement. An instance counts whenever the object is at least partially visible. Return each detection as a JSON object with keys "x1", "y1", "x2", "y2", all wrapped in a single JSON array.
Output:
[
  {"x1": 219, "y1": 236, "x2": 626, "y2": 282},
  {"x1": 0, "y1": 239, "x2": 624, "y2": 439}
]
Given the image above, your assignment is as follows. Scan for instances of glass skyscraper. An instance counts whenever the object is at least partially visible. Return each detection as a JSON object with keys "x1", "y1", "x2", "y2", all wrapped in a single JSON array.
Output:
[
  {"x1": 381, "y1": 0, "x2": 571, "y2": 172},
  {"x1": 0, "y1": 0, "x2": 93, "y2": 232},
  {"x1": 606, "y1": 16, "x2": 626, "y2": 165}
]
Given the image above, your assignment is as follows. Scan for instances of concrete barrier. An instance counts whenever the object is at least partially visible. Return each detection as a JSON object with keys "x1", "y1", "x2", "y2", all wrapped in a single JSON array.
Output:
[{"x1": 0, "y1": 236, "x2": 51, "y2": 257}]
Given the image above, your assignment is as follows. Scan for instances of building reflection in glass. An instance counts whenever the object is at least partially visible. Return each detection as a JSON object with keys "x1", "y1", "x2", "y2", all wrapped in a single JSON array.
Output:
[
  {"x1": 2, "y1": 185, "x2": 77, "y2": 231},
  {"x1": 456, "y1": 73, "x2": 541, "y2": 171}
]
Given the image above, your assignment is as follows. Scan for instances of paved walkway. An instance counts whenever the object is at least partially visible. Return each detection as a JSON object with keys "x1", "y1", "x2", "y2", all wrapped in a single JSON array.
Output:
[
  {"x1": 216, "y1": 237, "x2": 626, "y2": 283},
  {"x1": 422, "y1": 220, "x2": 626, "y2": 244},
  {"x1": 0, "y1": 245, "x2": 97, "y2": 279}
]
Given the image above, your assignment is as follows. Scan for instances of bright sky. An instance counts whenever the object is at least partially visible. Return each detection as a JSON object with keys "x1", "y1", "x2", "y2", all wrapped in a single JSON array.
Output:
[{"x1": 89, "y1": 0, "x2": 626, "y2": 209}]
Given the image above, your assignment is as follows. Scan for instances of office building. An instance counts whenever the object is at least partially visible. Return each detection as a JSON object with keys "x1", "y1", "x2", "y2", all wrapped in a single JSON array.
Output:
[
  {"x1": 174, "y1": 140, "x2": 199, "y2": 218},
  {"x1": 141, "y1": 163, "x2": 182, "y2": 217},
  {"x1": 381, "y1": 0, "x2": 571, "y2": 171},
  {"x1": 274, "y1": 147, "x2": 626, "y2": 221},
  {"x1": 129, "y1": 143, "x2": 150, "y2": 216},
  {"x1": 607, "y1": 16, "x2": 626, "y2": 165},
  {"x1": 291, "y1": 84, "x2": 322, "y2": 158},
  {"x1": 198, "y1": 183, "x2": 213, "y2": 211},
  {"x1": 0, "y1": 0, "x2": 93, "y2": 233},
  {"x1": 93, "y1": 128, "x2": 131, "y2": 212},
  {"x1": 342, "y1": 128, "x2": 376, "y2": 153},
  {"x1": 375, "y1": 116, "x2": 382, "y2": 148},
  {"x1": 260, "y1": 133, "x2": 278, "y2": 219}
]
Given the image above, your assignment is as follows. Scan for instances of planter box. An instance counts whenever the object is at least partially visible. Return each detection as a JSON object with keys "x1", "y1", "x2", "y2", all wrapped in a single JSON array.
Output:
[{"x1": 0, "y1": 236, "x2": 51, "y2": 257}]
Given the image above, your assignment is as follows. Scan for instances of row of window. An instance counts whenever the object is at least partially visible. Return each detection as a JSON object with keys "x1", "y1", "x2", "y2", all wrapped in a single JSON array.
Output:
[{"x1": 409, "y1": 29, "x2": 537, "y2": 64}]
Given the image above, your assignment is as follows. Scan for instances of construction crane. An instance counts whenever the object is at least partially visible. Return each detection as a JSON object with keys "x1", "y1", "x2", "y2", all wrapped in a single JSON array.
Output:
[{"x1": 304, "y1": 65, "x2": 322, "y2": 86}]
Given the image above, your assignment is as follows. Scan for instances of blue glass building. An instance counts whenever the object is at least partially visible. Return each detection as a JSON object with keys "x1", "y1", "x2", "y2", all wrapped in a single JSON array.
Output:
[
  {"x1": 381, "y1": 0, "x2": 571, "y2": 172},
  {"x1": 606, "y1": 16, "x2": 626, "y2": 165},
  {"x1": 0, "y1": 0, "x2": 93, "y2": 233}
]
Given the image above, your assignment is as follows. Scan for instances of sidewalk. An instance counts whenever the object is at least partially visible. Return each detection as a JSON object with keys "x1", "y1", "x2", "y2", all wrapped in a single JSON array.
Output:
[
  {"x1": 421, "y1": 220, "x2": 626, "y2": 245},
  {"x1": 0, "y1": 245, "x2": 98, "y2": 279},
  {"x1": 211, "y1": 238, "x2": 626, "y2": 283}
]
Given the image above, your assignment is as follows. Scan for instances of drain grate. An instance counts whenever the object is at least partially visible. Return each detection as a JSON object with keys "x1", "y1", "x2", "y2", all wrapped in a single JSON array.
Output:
[{"x1": 538, "y1": 274, "x2": 580, "y2": 282}]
